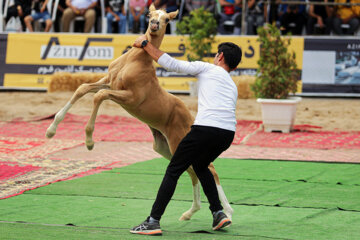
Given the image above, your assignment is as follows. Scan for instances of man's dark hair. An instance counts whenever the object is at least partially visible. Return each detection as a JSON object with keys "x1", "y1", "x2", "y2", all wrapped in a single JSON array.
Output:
[{"x1": 218, "y1": 42, "x2": 242, "y2": 70}]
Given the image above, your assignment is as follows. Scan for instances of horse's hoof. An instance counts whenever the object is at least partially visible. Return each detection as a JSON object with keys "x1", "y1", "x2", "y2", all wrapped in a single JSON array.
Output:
[
  {"x1": 86, "y1": 141, "x2": 94, "y2": 150},
  {"x1": 86, "y1": 144, "x2": 94, "y2": 151},
  {"x1": 46, "y1": 128, "x2": 55, "y2": 139}
]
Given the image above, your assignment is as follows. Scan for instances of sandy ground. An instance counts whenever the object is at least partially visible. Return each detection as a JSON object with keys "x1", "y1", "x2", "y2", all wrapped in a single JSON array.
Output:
[{"x1": 0, "y1": 91, "x2": 360, "y2": 131}]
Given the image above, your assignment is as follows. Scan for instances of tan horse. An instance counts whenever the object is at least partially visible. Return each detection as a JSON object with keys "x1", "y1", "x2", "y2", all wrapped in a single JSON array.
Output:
[{"x1": 46, "y1": 4, "x2": 233, "y2": 221}]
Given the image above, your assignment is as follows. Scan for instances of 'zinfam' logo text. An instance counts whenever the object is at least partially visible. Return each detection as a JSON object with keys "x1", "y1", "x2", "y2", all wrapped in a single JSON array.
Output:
[{"x1": 40, "y1": 37, "x2": 114, "y2": 61}]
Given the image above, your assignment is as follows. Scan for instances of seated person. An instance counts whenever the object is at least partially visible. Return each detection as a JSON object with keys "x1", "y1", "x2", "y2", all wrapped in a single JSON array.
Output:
[
  {"x1": 333, "y1": 0, "x2": 360, "y2": 35},
  {"x1": 61, "y1": 0, "x2": 98, "y2": 32},
  {"x1": 217, "y1": 0, "x2": 242, "y2": 34},
  {"x1": 4, "y1": 0, "x2": 32, "y2": 31},
  {"x1": 279, "y1": 0, "x2": 306, "y2": 35},
  {"x1": 129, "y1": 0, "x2": 146, "y2": 33},
  {"x1": 105, "y1": 0, "x2": 126, "y2": 33},
  {"x1": 53, "y1": 0, "x2": 67, "y2": 32},
  {"x1": 185, "y1": 0, "x2": 215, "y2": 15},
  {"x1": 246, "y1": 0, "x2": 267, "y2": 35},
  {"x1": 307, "y1": 0, "x2": 334, "y2": 35},
  {"x1": 24, "y1": 0, "x2": 52, "y2": 32}
]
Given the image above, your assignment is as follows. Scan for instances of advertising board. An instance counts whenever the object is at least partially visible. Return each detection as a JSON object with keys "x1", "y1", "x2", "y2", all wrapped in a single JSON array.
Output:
[{"x1": 0, "y1": 33, "x2": 303, "y2": 93}]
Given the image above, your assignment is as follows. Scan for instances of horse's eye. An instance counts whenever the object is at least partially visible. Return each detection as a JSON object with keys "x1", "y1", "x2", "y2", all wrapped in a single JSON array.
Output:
[{"x1": 165, "y1": 18, "x2": 169, "y2": 23}]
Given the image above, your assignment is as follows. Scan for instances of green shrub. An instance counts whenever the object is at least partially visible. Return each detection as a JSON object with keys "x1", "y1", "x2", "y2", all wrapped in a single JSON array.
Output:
[
  {"x1": 251, "y1": 23, "x2": 299, "y2": 99},
  {"x1": 176, "y1": 7, "x2": 217, "y2": 61}
]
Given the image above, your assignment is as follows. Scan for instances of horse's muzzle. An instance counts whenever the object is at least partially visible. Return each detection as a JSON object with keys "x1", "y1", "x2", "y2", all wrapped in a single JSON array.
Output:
[{"x1": 150, "y1": 21, "x2": 159, "y2": 32}]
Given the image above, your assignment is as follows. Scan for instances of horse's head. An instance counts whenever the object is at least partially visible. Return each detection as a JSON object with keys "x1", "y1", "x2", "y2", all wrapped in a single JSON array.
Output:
[{"x1": 147, "y1": 4, "x2": 178, "y2": 36}]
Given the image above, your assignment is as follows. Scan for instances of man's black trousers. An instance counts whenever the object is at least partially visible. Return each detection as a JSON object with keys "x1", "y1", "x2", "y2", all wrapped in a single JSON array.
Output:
[{"x1": 150, "y1": 125, "x2": 235, "y2": 220}]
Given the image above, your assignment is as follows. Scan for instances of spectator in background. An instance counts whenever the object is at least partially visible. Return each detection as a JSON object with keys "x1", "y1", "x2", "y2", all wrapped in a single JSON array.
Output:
[
  {"x1": 105, "y1": 0, "x2": 126, "y2": 33},
  {"x1": 4, "y1": 0, "x2": 32, "y2": 31},
  {"x1": 185, "y1": 0, "x2": 215, "y2": 15},
  {"x1": 24, "y1": 0, "x2": 53, "y2": 32},
  {"x1": 53, "y1": 0, "x2": 67, "y2": 32},
  {"x1": 129, "y1": 0, "x2": 146, "y2": 33},
  {"x1": 246, "y1": 0, "x2": 267, "y2": 35},
  {"x1": 154, "y1": 0, "x2": 178, "y2": 12},
  {"x1": 307, "y1": 0, "x2": 334, "y2": 35},
  {"x1": 61, "y1": 0, "x2": 98, "y2": 32},
  {"x1": 279, "y1": 0, "x2": 306, "y2": 35},
  {"x1": 217, "y1": 0, "x2": 242, "y2": 34},
  {"x1": 333, "y1": 0, "x2": 360, "y2": 35}
]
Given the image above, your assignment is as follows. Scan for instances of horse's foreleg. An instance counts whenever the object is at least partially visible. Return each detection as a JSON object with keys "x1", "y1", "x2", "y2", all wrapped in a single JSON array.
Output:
[
  {"x1": 85, "y1": 89, "x2": 132, "y2": 150},
  {"x1": 46, "y1": 77, "x2": 109, "y2": 139},
  {"x1": 179, "y1": 167, "x2": 201, "y2": 221},
  {"x1": 208, "y1": 163, "x2": 233, "y2": 220}
]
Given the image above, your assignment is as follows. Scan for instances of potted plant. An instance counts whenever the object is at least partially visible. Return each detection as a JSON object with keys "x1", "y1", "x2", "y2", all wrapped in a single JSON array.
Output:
[
  {"x1": 176, "y1": 7, "x2": 217, "y2": 96},
  {"x1": 176, "y1": 7, "x2": 217, "y2": 61},
  {"x1": 251, "y1": 23, "x2": 301, "y2": 133}
]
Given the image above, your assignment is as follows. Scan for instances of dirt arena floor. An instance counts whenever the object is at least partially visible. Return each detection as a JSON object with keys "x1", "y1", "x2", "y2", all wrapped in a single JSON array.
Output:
[{"x1": 1, "y1": 91, "x2": 360, "y2": 131}]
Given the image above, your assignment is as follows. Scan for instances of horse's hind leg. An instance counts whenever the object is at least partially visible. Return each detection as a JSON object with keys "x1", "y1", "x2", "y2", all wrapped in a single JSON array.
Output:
[
  {"x1": 181, "y1": 163, "x2": 233, "y2": 221},
  {"x1": 208, "y1": 163, "x2": 233, "y2": 220},
  {"x1": 180, "y1": 167, "x2": 201, "y2": 221},
  {"x1": 46, "y1": 76, "x2": 109, "y2": 139}
]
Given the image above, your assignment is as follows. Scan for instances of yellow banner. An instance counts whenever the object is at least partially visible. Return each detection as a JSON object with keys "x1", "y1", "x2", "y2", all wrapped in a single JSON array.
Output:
[
  {"x1": 6, "y1": 33, "x2": 303, "y2": 68},
  {"x1": 3, "y1": 33, "x2": 304, "y2": 90}
]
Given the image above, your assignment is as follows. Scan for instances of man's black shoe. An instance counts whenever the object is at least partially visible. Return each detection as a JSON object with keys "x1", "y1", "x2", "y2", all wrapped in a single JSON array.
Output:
[
  {"x1": 212, "y1": 211, "x2": 232, "y2": 230},
  {"x1": 130, "y1": 217, "x2": 162, "y2": 235}
]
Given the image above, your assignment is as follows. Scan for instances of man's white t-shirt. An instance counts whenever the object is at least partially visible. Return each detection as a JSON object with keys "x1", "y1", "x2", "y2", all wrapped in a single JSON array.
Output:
[
  {"x1": 158, "y1": 53, "x2": 238, "y2": 132},
  {"x1": 71, "y1": 0, "x2": 97, "y2": 9}
]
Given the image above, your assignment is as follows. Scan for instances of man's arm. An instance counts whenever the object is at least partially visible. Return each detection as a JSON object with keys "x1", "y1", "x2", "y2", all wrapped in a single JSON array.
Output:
[{"x1": 133, "y1": 35, "x2": 209, "y2": 76}]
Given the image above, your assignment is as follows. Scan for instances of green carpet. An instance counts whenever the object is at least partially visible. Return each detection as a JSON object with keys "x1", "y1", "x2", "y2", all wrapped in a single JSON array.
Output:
[{"x1": 1, "y1": 158, "x2": 360, "y2": 240}]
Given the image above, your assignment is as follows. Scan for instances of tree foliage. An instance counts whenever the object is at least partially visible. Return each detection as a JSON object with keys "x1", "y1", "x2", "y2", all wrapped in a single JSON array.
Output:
[
  {"x1": 176, "y1": 7, "x2": 217, "y2": 61},
  {"x1": 251, "y1": 23, "x2": 299, "y2": 99}
]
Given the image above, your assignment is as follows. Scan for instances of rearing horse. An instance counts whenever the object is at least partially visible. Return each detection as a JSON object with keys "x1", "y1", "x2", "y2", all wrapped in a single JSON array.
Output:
[{"x1": 46, "y1": 4, "x2": 233, "y2": 221}]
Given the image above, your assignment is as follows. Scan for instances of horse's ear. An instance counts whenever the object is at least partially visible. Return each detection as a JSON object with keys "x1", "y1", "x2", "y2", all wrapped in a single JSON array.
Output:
[
  {"x1": 149, "y1": 3, "x2": 156, "y2": 12},
  {"x1": 168, "y1": 10, "x2": 178, "y2": 20}
]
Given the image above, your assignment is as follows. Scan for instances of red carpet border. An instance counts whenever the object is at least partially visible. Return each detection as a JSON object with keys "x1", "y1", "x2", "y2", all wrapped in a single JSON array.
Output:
[
  {"x1": 1, "y1": 114, "x2": 359, "y2": 149},
  {"x1": 1, "y1": 114, "x2": 360, "y2": 199}
]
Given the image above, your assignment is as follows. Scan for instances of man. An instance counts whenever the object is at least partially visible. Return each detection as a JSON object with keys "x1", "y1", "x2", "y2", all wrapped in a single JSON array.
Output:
[
  {"x1": 306, "y1": 0, "x2": 334, "y2": 35},
  {"x1": 217, "y1": 0, "x2": 242, "y2": 34},
  {"x1": 61, "y1": 0, "x2": 98, "y2": 32},
  {"x1": 129, "y1": 0, "x2": 146, "y2": 33},
  {"x1": 4, "y1": 0, "x2": 32, "y2": 31},
  {"x1": 185, "y1": 0, "x2": 215, "y2": 15},
  {"x1": 333, "y1": 0, "x2": 360, "y2": 35},
  {"x1": 130, "y1": 36, "x2": 242, "y2": 236},
  {"x1": 24, "y1": 0, "x2": 53, "y2": 32},
  {"x1": 279, "y1": 0, "x2": 306, "y2": 35},
  {"x1": 246, "y1": 0, "x2": 267, "y2": 35},
  {"x1": 105, "y1": 0, "x2": 126, "y2": 33}
]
